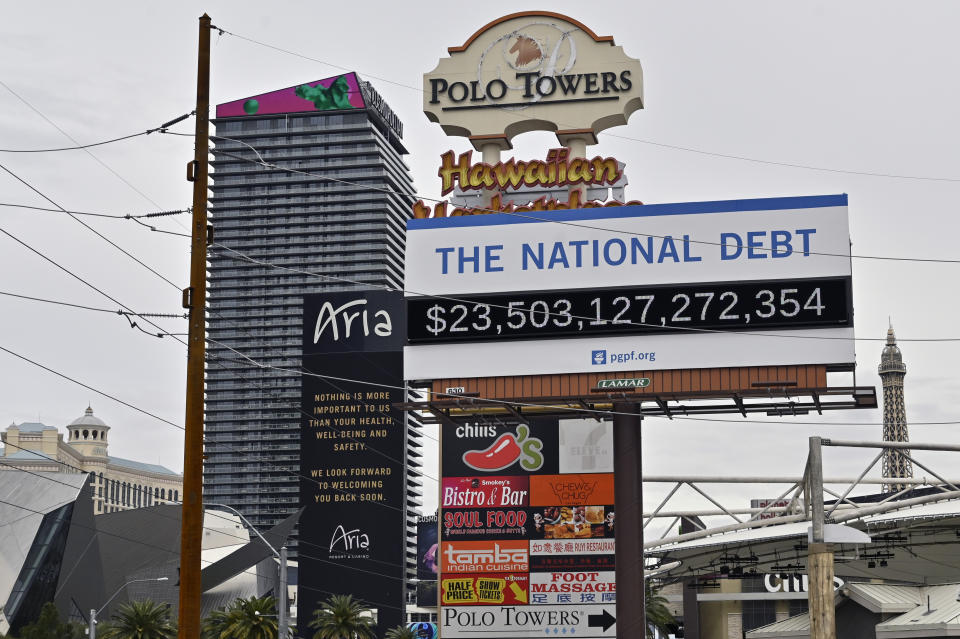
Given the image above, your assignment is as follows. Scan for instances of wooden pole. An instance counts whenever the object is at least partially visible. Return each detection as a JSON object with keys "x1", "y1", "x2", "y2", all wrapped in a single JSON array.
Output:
[
  {"x1": 178, "y1": 13, "x2": 211, "y2": 639},
  {"x1": 808, "y1": 543, "x2": 836, "y2": 639}
]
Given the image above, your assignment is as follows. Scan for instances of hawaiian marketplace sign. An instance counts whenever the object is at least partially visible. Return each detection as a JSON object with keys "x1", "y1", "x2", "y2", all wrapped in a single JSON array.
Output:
[
  {"x1": 423, "y1": 11, "x2": 643, "y2": 141},
  {"x1": 413, "y1": 149, "x2": 642, "y2": 218}
]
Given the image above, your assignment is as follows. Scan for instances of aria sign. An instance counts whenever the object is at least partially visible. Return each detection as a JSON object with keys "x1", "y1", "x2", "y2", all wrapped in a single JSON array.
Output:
[{"x1": 423, "y1": 12, "x2": 643, "y2": 142}]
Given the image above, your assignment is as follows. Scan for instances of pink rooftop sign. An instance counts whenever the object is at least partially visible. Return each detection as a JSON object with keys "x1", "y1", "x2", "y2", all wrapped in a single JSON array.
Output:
[{"x1": 216, "y1": 73, "x2": 365, "y2": 118}]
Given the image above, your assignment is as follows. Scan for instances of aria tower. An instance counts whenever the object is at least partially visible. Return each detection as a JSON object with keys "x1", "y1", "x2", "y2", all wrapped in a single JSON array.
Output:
[{"x1": 878, "y1": 324, "x2": 913, "y2": 492}]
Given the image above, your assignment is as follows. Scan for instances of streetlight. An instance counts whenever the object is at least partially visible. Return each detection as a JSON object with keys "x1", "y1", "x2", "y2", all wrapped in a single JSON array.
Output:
[
  {"x1": 89, "y1": 577, "x2": 169, "y2": 639},
  {"x1": 205, "y1": 502, "x2": 289, "y2": 639}
]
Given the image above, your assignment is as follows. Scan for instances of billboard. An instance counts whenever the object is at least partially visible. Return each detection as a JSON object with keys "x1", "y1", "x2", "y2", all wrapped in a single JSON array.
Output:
[
  {"x1": 299, "y1": 290, "x2": 407, "y2": 633},
  {"x1": 404, "y1": 195, "x2": 854, "y2": 379},
  {"x1": 442, "y1": 420, "x2": 559, "y2": 475},
  {"x1": 217, "y1": 73, "x2": 365, "y2": 117},
  {"x1": 441, "y1": 605, "x2": 617, "y2": 638},
  {"x1": 439, "y1": 420, "x2": 617, "y2": 638},
  {"x1": 751, "y1": 498, "x2": 793, "y2": 521},
  {"x1": 417, "y1": 516, "x2": 439, "y2": 581}
]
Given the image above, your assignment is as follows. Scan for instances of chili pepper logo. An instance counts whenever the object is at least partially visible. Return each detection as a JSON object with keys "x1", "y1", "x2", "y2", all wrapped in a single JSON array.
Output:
[{"x1": 462, "y1": 425, "x2": 544, "y2": 472}]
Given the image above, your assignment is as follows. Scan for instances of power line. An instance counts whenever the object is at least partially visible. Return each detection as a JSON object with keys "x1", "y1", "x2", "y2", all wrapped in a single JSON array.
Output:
[
  {"x1": 210, "y1": 347, "x2": 960, "y2": 427},
  {"x1": 0, "y1": 202, "x2": 191, "y2": 220},
  {"x1": 204, "y1": 341, "x2": 440, "y2": 451},
  {"x1": 1, "y1": 219, "x2": 950, "y2": 433},
  {"x1": 0, "y1": 289, "x2": 186, "y2": 319},
  {"x1": 214, "y1": 26, "x2": 960, "y2": 184},
  {"x1": 214, "y1": 28, "x2": 415, "y2": 92},
  {"x1": 212, "y1": 243, "x2": 960, "y2": 344},
  {"x1": 0, "y1": 344, "x2": 183, "y2": 429},
  {"x1": 0, "y1": 340, "x2": 437, "y2": 518},
  {"x1": 201, "y1": 140, "x2": 960, "y2": 265},
  {"x1": 0, "y1": 130, "x2": 155, "y2": 153},
  {"x1": 0, "y1": 224, "x2": 183, "y2": 340},
  {"x1": 0, "y1": 162, "x2": 183, "y2": 290},
  {"x1": 0, "y1": 79, "x2": 192, "y2": 231},
  {"x1": 1, "y1": 436, "x2": 424, "y2": 579}
]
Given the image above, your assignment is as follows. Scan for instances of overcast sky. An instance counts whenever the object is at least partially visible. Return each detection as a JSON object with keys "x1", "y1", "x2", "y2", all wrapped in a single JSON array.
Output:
[{"x1": 2, "y1": 1, "x2": 959, "y2": 534}]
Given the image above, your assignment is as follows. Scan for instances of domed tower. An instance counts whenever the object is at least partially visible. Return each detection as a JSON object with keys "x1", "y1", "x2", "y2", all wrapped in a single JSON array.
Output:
[
  {"x1": 878, "y1": 324, "x2": 912, "y2": 493},
  {"x1": 67, "y1": 406, "x2": 110, "y2": 458}
]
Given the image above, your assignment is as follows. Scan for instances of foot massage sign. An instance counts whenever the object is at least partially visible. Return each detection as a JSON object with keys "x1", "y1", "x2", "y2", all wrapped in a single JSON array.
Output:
[{"x1": 439, "y1": 419, "x2": 617, "y2": 637}]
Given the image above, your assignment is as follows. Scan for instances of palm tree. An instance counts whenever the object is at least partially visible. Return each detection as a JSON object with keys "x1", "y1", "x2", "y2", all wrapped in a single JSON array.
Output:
[
  {"x1": 99, "y1": 599, "x2": 176, "y2": 639},
  {"x1": 645, "y1": 581, "x2": 676, "y2": 639},
  {"x1": 18, "y1": 602, "x2": 85, "y2": 639},
  {"x1": 384, "y1": 625, "x2": 416, "y2": 639},
  {"x1": 217, "y1": 596, "x2": 278, "y2": 639},
  {"x1": 201, "y1": 608, "x2": 230, "y2": 639},
  {"x1": 308, "y1": 594, "x2": 376, "y2": 639}
]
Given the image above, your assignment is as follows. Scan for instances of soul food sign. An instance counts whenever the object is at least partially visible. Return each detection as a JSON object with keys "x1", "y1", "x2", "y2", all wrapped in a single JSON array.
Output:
[{"x1": 423, "y1": 11, "x2": 643, "y2": 141}]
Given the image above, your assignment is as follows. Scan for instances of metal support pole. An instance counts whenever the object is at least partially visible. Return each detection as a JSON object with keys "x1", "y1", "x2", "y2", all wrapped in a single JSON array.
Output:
[
  {"x1": 682, "y1": 578, "x2": 700, "y2": 639},
  {"x1": 89, "y1": 608, "x2": 96, "y2": 639},
  {"x1": 810, "y1": 438, "x2": 824, "y2": 544},
  {"x1": 178, "y1": 13, "x2": 211, "y2": 639},
  {"x1": 613, "y1": 402, "x2": 644, "y2": 639},
  {"x1": 807, "y1": 437, "x2": 835, "y2": 639},
  {"x1": 278, "y1": 546, "x2": 288, "y2": 638}
]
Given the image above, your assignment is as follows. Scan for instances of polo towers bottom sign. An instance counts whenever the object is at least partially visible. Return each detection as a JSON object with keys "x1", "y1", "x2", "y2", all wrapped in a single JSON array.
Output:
[{"x1": 442, "y1": 605, "x2": 616, "y2": 637}]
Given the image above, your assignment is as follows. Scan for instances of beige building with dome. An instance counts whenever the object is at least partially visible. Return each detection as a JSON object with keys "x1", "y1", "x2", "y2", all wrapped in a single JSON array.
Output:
[{"x1": 1, "y1": 406, "x2": 182, "y2": 515}]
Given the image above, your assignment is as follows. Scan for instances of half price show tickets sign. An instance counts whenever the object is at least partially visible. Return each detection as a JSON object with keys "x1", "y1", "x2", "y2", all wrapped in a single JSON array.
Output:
[{"x1": 440, "y1": 420, "x2": 617, "y2": 638}]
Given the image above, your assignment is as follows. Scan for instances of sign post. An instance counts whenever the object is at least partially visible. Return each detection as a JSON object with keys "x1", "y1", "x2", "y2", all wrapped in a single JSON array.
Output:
[
  {"x1": 415, "y1": 13, "x2": 865, "y2": 639},
  {"x1": 612, "y1": 403, "x2": 643, "y2": 638}
]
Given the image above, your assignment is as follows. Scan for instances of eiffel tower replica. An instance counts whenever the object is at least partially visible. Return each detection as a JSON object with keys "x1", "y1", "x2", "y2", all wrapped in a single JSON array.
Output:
[{"x1": 879, "y1": 323, "x2": 913, "y2": 492}]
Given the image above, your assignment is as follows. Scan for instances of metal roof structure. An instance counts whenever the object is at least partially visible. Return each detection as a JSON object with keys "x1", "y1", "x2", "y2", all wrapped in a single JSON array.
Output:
[
  {"x1": 648, "y1": 499, "x2": 960, "y2": 583},
  {"x1": 875, "y1": 584, "x2": 960, "y2": 637},
  {"x1": 746, "y1": 584, "x2": 960, "y2": 638},
  {"x1": 747, "y1": 612, "x2": 811, "y2": 638},
  {"x1": 9, "y1": 421, "x2": 57, "y2": 432},
  {"x1": 107, "y1": 455, "x2": 178, "y2": 476},
  {"x1": 1, "y1": 449, "x2": 54, "y2": 461},
  {"x1": 845, "y1": 582, "x2": 923, "y2": 614}
]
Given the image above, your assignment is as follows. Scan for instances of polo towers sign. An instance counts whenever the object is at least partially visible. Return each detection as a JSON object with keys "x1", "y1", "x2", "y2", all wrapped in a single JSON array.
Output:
[{"x1": 423, "y1": 12, "x2": 644, "y2": 142}]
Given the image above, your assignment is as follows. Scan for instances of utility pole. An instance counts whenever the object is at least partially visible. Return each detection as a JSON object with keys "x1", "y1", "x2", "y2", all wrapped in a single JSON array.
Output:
[
  {"x1": 178, "y1": 13, "x2": 211, "y2": 639},
  {"x1": 279, "y1": 546, "x2": 289, "y2": 638},
  {"x1": 613, "y1": 402, "x2": 645, "y2": 639},
  {"x1": 88, "y1": 608, "x2": 96, "y2": 639},
  {"x1": 807, "y1": 437, "x2": 835, "y2": 639}
]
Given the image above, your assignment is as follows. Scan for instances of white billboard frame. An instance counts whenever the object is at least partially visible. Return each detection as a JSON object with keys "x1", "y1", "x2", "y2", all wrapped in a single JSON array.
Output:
[{"x1": 404, "y1": 195, "x2": 854, "y2": 380}]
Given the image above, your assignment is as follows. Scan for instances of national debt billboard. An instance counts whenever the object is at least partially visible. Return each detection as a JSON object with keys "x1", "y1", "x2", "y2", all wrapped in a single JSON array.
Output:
[
  {"x1": 405, "y1": 194, "x2": 853, "y2": 638},
  {"x1": 405, "y1": 194, "x2": 854, "y2": 379},
  {"x1": 300, "y1": 290, "x2": 407, "y2": 632}
]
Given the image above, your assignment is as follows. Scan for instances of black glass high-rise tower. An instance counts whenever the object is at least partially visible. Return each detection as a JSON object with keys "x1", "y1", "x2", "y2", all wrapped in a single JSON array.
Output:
[{"x1": 205, "y1": 74, "x2": 422, "y2": 562}]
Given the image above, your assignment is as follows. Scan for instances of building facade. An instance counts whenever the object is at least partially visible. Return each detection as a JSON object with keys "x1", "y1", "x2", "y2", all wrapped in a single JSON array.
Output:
[
  {"x1": 205, "y1": 73, "x2": 421, "y2": 557},
  {"x1": 0, "y1": 407, "x2": 182, "y2": 515}
]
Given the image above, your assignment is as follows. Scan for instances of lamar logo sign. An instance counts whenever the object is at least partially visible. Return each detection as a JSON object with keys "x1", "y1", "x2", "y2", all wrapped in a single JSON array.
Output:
[{"x1": 423, "y1": 11, "x2": 643, "y2": 141}]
